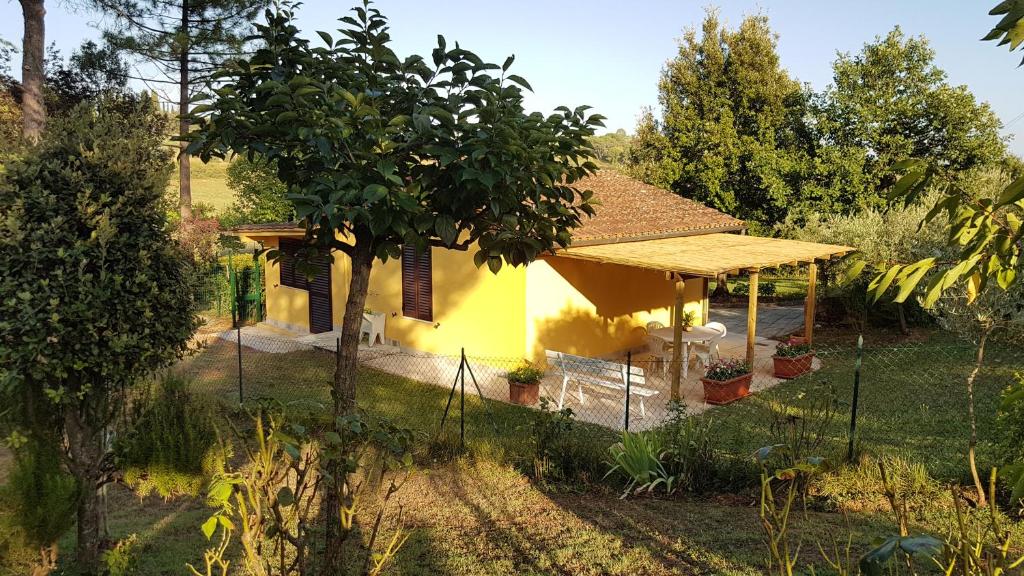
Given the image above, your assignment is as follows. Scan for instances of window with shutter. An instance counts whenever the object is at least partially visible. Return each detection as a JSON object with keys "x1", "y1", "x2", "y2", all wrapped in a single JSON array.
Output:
[
  {"x1": 278, "y1": 238, "x2": 306, "y2": 290},
  {"x1": 401, "y1": 245, "x2": 432, "y2": 321}
]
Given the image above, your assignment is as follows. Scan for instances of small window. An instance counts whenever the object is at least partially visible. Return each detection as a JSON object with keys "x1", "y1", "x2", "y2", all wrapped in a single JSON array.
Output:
[
  {"x1": 278, "y1": 238, "x2": 307, "y2": 290},
  {"x1": 401, "y1": 245, "x2": 432, "y2": 321}
]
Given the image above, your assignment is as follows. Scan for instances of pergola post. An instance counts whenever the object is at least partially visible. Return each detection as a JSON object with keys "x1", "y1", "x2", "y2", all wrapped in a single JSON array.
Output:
[
  {"x1": 746, "y1": 269, "x2": 759, "y2": 366},
  {"x1": 804, "y1": 261, "x2": 818, "y2": 345},
  {"x1": 670, "y1": 274, "x2": 686, "y2": 401}
]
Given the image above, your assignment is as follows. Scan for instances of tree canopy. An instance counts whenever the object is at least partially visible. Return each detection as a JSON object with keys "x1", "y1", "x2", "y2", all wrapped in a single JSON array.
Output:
[{"x1": 628, "y1": 11, "x2": 807, "y2": 227}]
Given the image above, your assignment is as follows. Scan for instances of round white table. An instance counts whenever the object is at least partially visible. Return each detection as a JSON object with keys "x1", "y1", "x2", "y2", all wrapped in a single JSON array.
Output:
[{"x1": 650, "y1": 325, "x2": 720, "y2": 378}]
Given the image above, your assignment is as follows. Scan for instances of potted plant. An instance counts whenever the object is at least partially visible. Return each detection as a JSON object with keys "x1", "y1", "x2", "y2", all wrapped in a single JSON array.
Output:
[
  {"x1": 682, "y1": 310, "x2": 697, "y2": 332},
  {"x1": 700, "y1": 358, "x2": 753, "y2": 405},
  {"x1": 507, "y1": 363, "x2": 544, "y2": 406},
  {"x1": 772, "y1": 339, "x2": 815, "y2": 379}
]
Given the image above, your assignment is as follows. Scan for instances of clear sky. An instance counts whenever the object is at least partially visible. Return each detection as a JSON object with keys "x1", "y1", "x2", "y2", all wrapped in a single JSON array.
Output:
[{"x1": 3, "y1": 0, "x2": 1022, "y2": 155}]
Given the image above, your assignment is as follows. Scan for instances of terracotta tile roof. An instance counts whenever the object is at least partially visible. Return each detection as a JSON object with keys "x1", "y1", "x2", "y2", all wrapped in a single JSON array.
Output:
[
  {"x1": 231, "y1": 170, "x2": 744, "y2": 244},
  {"x1": 571, "y1": 170, "x2": 744, "y2": 245}
]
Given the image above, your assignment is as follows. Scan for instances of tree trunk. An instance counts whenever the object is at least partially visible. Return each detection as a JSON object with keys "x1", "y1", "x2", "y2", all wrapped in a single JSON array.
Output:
[
  {"x1": 19, "y1": 0, "x2": 46, "y2": 142},
  {"x1": 64, "y1": 407, "x2": 107, "y2": 573},
  {"x1": 896, "y1": 303, "x2": 909, "y2": 335},
  {"x1": 177, "y1": 0, "x2": 193, "y2": 220},
  {"x1": 966, "y1": 326, "x2": 990, "y2": 507},
  {"x1": 321, "y1": 235, "x2": 374, "y2": 575},
  {"x1": 711, "y1": 272, "x2": 731, "y2": 299}
]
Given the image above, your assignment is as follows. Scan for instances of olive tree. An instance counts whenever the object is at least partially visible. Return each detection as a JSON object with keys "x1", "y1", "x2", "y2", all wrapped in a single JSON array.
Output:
[
  {"x1": 0, "y1": 97, "x2": 200, "y2": 571},
  {"x1": 187, "y1": 2, "x2": 602, "y2": 566}
]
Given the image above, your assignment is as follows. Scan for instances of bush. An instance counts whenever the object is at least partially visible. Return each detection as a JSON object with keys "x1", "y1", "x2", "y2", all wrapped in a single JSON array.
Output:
[
  {"x1": 101, "y1": 534, "x2": 140, "y2": 576},
  {"x1": 116, "y1": 374, "x2": 224, "y2": 499},
  {"x1": 525, "y1": 398, "x2": 606, "y2": 484},
  {"x1": 0, "y1": 440, "x2": 77, "y2": 572},
  {"x1": 657, "y1": 403, "x2": 757, "y2": 494},
  {"x1": 997, "y1": 373, "x2": 1024, "y2": 476}
]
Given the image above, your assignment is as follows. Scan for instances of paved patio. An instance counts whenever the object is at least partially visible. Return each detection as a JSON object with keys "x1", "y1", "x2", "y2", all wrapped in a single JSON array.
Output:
[{"x1": 218, "y1": 304, "x2": 811, "y2": 431}]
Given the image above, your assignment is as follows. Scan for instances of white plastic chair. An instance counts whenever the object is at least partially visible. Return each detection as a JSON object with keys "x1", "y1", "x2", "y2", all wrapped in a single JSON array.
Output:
[
  {"x1": 692, "y1": 321, "x2": 727, "y2": 370},
  {"x1": 645, "y1": 321, "x2": 672, "y2": 373}
]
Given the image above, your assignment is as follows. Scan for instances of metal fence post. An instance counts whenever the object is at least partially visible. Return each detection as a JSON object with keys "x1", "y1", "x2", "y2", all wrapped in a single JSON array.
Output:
[
  {"x1": 234, "y1": 298, "x2": 243, "y2": 405},
  {"x1": 624, "y1": 351, "x2": 632, "y2": 431},
  {"x1": 847, "y1": 334, "x2": 863, "y2": 462},
  {"x1": 460, "y1": 348, "x2": 466, "y2": 448}
]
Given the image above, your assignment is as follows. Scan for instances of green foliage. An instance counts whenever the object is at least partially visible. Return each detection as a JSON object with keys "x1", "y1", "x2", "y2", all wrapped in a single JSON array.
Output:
[
  {"x1": 588, "y1": 129, "x2": 631, "y2": 166},
  {"x1": 998, "y1": 373, "x2": 1024, "y2": 500},
  {"x1": 116, "y1": 375, "x2": 223, "y2": 499},
  {"x1": 604, "y1": 430, "x2": 675, "y2": 498},
  {"x1": 506, "y1": 363, "x2": 543, "y2": 385},
  {"x1": 220, "y1": 157, "x2": 293, "y2": 228},
  {"x1": 197, "y1": 404, "x2": 415, "y2": 576},
  {"x1": 984, "y1": 0, "x2": 1024, "y2": 65},
  {"x1": 732, "y1": 280, "x2": 777, "y2": 297},
  {"x1": 0, "y1": 96, "x2": 200, "y2": 420},
  {"x1": 815, "y1": 28, "x2": 1006, "y2": 215},
  {"x1": 658, "y1": 402, "x2": 747, "y2": 492},
  {"x1": 0, "y1": 440, "x2": 77, "y2": 554},
  {"x1": 526, "y1": 398, "x2": 603, "y2": 484},
  {"x1": 101, "y1": 534, "x2": 141, "y2": 576},
  {"x1": 187, "y1": 2, "x2": 604, "y2": 273},
  {"x1": 44, "y1": 40, "x2": 131, "y2": 116},
  {"x1": 628, "y1": 10, "x2": 807, "y2": 226}
]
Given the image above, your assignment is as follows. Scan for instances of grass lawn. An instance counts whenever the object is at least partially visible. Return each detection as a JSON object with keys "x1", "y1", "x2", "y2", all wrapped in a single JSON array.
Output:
[
  {"x1": 3, "y1": 332, "x2": 1021, "y2": 575},
  {"x1": 696, "y1": 337, "x2": 1019, "y2": 483},
  {"x1": 166, "y1": 158, "x2": 233, "y2": 213}
]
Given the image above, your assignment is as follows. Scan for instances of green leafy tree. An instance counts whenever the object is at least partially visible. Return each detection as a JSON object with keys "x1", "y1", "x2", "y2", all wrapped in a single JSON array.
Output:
[
  {"x1": 220, "y1": 157, "x2": 293, "y2": 227},
  {"x1": 627, "y1": 10, "x2": 809, "y2": 227},
  {"x1": 43, "y1": 40, "x2": 130, "y2": 116},
  {"x1": 984, "y1": 0, "x2": 1024, "y2": 64},
  {"x1": 0, "y1": 97, "x2": 200, "y2": 571},
  {"x1": 87, "y1": 0, "x2": 269, "y2": 219},
  {"x1": 588, "y1": 128, "x2": 631, "y2": 167},
  {"x1": 188, "y1": 3, "x2": 602, "y2": 566},
  {"x1": 814, "y1": 28, "x2": 1006, "y2": 212}
]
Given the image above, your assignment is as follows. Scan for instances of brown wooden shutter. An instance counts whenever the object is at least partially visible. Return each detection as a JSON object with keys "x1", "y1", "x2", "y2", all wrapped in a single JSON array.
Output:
[
  {"x1": 278, "y1": 238, "x2": 303, "y2": 289},
  {"x1": 401, "y1": 245, "x2": 432, "y2": 321}
]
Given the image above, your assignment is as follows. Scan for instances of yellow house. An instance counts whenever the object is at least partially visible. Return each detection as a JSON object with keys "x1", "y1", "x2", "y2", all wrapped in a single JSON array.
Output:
[{"x1": 234, "y1": 171, "x2": 840, "y2": 363}]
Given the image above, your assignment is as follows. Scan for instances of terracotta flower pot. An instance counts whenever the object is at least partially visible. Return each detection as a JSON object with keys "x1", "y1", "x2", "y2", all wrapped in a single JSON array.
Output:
[
  {"x1": 509, "y1": 380, "x2": 540, "y2": 406},
  {"x1": 701, "y1": 373, "x2": 753, "y2": 405},
  {"x1": 772, "y1": 352, "x2": 815, "y2": 379}
]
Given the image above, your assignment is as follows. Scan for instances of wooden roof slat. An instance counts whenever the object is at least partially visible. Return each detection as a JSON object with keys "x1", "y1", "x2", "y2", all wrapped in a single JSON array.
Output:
[{"x1": 557, "y1": 233, "x2": 854, "y2": 277}]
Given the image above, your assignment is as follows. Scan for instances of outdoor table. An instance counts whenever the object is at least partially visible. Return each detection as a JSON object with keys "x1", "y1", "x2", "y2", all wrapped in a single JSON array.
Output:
[{"x1": 650, "y1": 325, "x2": 719, "y2": 379}]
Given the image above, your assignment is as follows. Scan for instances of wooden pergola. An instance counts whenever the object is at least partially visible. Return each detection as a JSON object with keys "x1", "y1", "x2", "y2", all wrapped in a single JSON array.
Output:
[{"x1": 559, "y1": 233, "x2": 854, "y2": 400}]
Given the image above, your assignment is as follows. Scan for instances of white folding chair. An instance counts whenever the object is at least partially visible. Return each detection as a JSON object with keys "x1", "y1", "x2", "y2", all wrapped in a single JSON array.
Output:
[{"x1": 693, "y1": 321, "x2": 727, "y2": 371}]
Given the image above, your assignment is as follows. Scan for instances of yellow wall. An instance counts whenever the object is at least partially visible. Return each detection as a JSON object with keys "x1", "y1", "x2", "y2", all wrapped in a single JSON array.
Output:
[
  {"x1": 362, "y1": 247, "x2": 528, "y2": 358},
  {"x1": 258, "y1": 235, "x2": 706, "y2": 362},
  {"x1": 524, "y1": 256, "x2": 705, "y2": 362}
]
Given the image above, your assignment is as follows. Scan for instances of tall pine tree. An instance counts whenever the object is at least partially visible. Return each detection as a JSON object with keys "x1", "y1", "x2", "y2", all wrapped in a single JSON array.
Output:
[{"x1": 87, "y1": 0, "x2": 267, "y2": 219}]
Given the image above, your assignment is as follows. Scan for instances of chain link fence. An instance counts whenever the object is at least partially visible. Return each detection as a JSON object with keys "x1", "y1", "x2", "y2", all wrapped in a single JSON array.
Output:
[{"x1": 174, "y1": 325, "x2": 1024, "y2": 479}]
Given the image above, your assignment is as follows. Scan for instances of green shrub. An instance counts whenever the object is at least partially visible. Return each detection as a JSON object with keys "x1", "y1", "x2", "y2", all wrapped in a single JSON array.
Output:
[
  {"x1": 0, "y1": 440, "x2": 77, "y2": 570},
  {"x1": 116, "y1": 374, "x2": 224, "y2": 498},
  {"x1": 101, "y1": 534, "x2": 140, "y2": 576},
  {"x1": 732, "y1": 280, "x2": 776, "y2": 297},
  {"x1": 658, "y1": 403, "x2": 755, "y2": 493},
  {"x1": 526, "y1": 398, "x2": 606, "y2": 484},
  {"x1": 605, "y1": 430, "x2": 675, "y2": 498}
]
